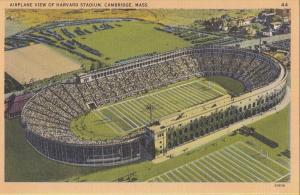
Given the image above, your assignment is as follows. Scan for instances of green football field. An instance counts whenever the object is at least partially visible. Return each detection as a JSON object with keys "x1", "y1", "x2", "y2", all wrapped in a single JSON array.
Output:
[
  {"x1": 70, "y1": 77, "x2": 228, "y2": 140},
  {"x1": 206, "y1": 76, "x2": 245, "y2": 95},
  {"x1": 148, "y1": 141, "x2": 289, "y2": 182}
]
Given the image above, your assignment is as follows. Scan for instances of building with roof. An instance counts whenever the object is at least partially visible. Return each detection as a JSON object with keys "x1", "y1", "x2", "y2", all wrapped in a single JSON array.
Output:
[{"x1": 5, "y1": 93, "x2": 33, "y2": 119}]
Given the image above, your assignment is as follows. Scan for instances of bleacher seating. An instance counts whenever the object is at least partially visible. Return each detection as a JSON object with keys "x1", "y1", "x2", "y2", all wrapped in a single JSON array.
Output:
[{"x1": 22, "y1": 47, "x2": 280, "y2": 145}]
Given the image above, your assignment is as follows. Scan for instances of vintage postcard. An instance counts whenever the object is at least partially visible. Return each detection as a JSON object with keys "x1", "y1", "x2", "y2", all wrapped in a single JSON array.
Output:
[{"x1": 0, "y1": 0, "x2": 299, "y2": 194}]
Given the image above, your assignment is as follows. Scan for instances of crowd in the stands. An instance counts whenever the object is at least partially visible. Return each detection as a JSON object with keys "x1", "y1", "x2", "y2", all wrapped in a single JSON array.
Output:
[{"x1": 22, "y1": 49, "x2": 280, "y2": 144}]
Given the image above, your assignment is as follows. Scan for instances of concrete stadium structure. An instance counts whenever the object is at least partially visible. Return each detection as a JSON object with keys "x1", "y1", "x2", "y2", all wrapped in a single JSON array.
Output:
[{"x1": 21, "y1": 46, "x2": 287, "y2": 166}]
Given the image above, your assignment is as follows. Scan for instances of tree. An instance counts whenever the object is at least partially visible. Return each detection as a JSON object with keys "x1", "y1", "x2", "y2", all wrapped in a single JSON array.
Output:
[
  {"x1": 90, "y1": 63, "x2": 96, "y2": 71},
  {"x1": 229, "y1": 26, "x2": 239, "y2": 34},
  {"x1": 272, "y1": 15, "x2": 282, "y2": 23},
  {"x1": 96, "y1": 61, "x2": 103, "y2": 69}
]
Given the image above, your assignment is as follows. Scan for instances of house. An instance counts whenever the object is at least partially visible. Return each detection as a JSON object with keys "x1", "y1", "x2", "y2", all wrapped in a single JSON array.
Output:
[
  {"x1": 203, "y1": 18, "x2": 228, "y2": 31},
  {"x1": 262, "y1": 12, "x2": 276, "y2": 17},
  {"x1": 271, "y1": 22, "x2": 282, "y2": 30},
  {"x1": 237, "y1": 18, "x2": 253, "y2": 27},
  {"x1": 222, "y1": 25, "x2": 229, "y2": 31},
  {"x1": 262, "y1": 28, "x2": 273, "y2": 37},
  {"x1": 283, "y1": 16, "x2": 290, "y2": 24},
  {"x1": 256, "y1": 11, "x2": 276, "y2": 24},
  {"x1": 278, "y1": 24, "x2": 290, "y2": 34},
  {"x1": 245, "y1": 26, "x2": 257, "y2": 36}
]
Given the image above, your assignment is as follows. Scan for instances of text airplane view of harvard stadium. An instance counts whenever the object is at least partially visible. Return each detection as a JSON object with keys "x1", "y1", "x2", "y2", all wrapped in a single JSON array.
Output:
[{"x1": 4, "y1": 9, "x2": 291, "y2": 183}]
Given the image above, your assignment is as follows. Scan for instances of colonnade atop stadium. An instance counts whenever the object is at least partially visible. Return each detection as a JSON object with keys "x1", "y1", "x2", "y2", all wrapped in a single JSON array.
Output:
[{"x1": 21, "y1": 46, "x2": 287, "y2": 166}]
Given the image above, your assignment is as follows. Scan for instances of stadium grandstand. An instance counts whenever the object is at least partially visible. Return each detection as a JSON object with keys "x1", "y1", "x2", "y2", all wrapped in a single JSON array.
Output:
[{"x1": 21, "y1": 46, "x2": 287, "y2": 166}]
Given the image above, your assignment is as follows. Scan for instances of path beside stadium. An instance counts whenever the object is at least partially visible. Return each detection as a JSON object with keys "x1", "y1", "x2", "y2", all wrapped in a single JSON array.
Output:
[{"x1": 226, "y1": 33, "x2": 290, "y2": 48}]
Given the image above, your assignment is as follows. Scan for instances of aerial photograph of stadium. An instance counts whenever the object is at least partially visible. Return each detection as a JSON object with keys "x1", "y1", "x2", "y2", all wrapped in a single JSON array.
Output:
[{"x1": 4, "y1": 8, "x2": 291, "y2": 182}]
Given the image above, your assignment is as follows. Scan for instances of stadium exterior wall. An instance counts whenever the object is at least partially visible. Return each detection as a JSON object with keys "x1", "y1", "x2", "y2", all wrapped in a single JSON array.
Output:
[
  {"x1": 24, "y1": 128, "x2": 154, "y2": 166},
  {"x1": 22, "y1": 46, "x2": 287, "y2": 166}
]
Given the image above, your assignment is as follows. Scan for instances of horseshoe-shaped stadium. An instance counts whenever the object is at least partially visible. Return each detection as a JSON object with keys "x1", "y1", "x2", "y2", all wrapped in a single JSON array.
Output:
[{"x1": 21, "y1": 46, "x2": 287, "y2": 166}]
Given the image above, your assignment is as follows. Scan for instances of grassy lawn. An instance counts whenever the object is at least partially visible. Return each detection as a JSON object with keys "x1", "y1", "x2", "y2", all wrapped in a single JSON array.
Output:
[
  {"x1": 206, "y1": 76, "x2": 245, "y2": 95},
  {"x1": 5, "y1": 72, "x2": 24, "y2": 93},
  {"x1": 50, "y1": 20, "x2": 191, "y2": 70},
  {"x1": 247, "y1": 105, "x2": 290, "y2": 158},
  {"x1": 70, "y1": 112, "x2": 127, "y2": 141},
  {"x1": 64, "y1": 20, "x2": 190, "y2": 66},
  {"x1": 5, "y1": 104, "x2": 289, "y2": 182},
  {"x1": 65, "y1": 134, "x2": 248, "y2": 182},
  {"x1": 5, "y1": 119, "x2": 102, "y2": 182}
]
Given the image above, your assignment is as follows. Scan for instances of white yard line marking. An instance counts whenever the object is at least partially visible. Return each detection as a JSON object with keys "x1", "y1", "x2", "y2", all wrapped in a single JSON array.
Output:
[
  {"x1": 178, "y1": 85, "x2": 211, "y2": 102},
  {"x1": 208, "y1": 154, "x2": 246, "y2": 182},
  {"x1": 215, "y1": 152, "x2": 256, "y2": 182},
  {"x1": 212, "y1": 152, "x2": 251, "y2": 182},
  {"x1": 157, "y1": 176, "x2": 165, "y2": 182},
  {"x1": 196, "y1": 159, "x2": 226, "y2": 182},
  {"x1": 93, "y1": 111, "x2": 123, "y2": 134},
  {"x1": 154, "y1": 95, "x2": 178, "y2": 113},
  {"x1": 276, "y1": 173, "x2": 290, "y2": 182},
  {"x1": 197, "y1": 81, "x2": 226, "y2": 96},
  {"x1": 123, "y1": 101, "x2": 149, "y2": 123},
  {"x1": 223, "y1": 148, "x2": 274, "y2": 181},
  {"x1": 205, "y1": 155, "x2": 236, "y2": 182},
  {"x1": 185, "y1": 85, "x2": 220, "y2": 104},
  {"x1": 175, "y1": 168, "x2": 192, "y2": 181},
  {"x1": 96, "y1": 80, "x2": 200, "y2": 111},
  {"x1": 191, "y1": 162, "x2": 218, "y2": 182},
  {"x1": 116, "y1": 104, "x2": 147, "y2": 125},
  {"x1": 238, "y1": 142, "x2": 289, "y2": 171},
  {"x1": 203, "y1": 156, "x2": 234, "y2": 181},
  {"x1": 136, "y1": 94, "x2": 168, "y2": 116},
  {"x1": 280, "y1": 157, "x2": 290, "y2": 166},
  {"x1": 179, "y1": 166, "x2": 201, "y2": 181},
  {"x1": 171, "y1": 88, "x2": 199, "y2": 105},
  {"x1": 108, "y1": 107, "x2": 138, "y2": 128},
  {"x1": 184, "y1": 164, "x2": 207, "y2": 181},
  {"x1": 132, "y1": 98, "x2": 161, "y2": 117},
  {"x1": 229, "y1": 145, "x2": 281, "y2": 179},
  {"x1": 197, "y1": 86, "x2": 221, "y2": 99},
  {"x1": 147, "y1": 140, "x2": 287, "y2": 183},
  {"x1": 156, "y1": 90, "x2": 189, "y2": 109},
  {"x1": 183, "y1": 85, "x2": 209, "y2": 100},
  {"x1": 168, "y1": 171, "x2": 183, "y2": 182},
  {"x1": 149, "y1": 95, "x2": 177, "y2": 114},
  {"x1": 221, "y1": 150, "x2": 266, "y2": 182},
  {"x1": 163, "y1": 173, "x2": 174, "y2": 182}
]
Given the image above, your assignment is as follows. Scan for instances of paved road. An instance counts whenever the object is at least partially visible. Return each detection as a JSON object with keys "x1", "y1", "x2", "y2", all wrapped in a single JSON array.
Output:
[{"x1": 226, "y1": 34, "x2": 290, "y2": 48}]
